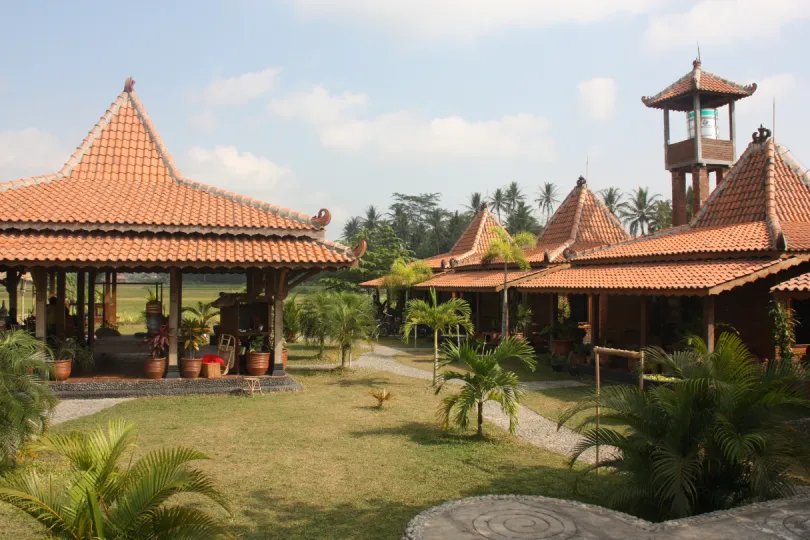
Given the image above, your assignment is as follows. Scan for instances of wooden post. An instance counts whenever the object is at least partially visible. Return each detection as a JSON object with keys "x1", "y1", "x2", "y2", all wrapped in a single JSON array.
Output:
[
  {"x1": 76, "y1": 271, "x2": 86, "y2": 343},
  {"x1": 48, "y1": 272, "x2": 56, "y2": 298},
  {"x1": 272, "y1": 268, "x2": 288, "y2": 376},
  {"x1": 729, "y1": 101, "x2": 736, "y2": 161},
  {"x1": 33, "y1": 269, "x2": 47, "y2": 343},
  {"x1": 703, "y1": 295, "x2": 715, "y2": 353},
  {"x1": 111, "y1": 271, "x2": 118, "y2": 325},
  {"x1": 167, "y1": 269, "x2": 182, "y2": 378},
  {"x1": 55, "y1": 271, "x2": 66, "y2": 338},
  {"x1": 693, "y1": 92, "x2": 702, "y2": 162},
  {"x1": 663, "y1": 108, "x2": 670, "y2": 165},
  {"x1": 6, "y1": 270, "x2": 19, "y2": 318},
  {"x1": 640, "y1": 297, "x2": 647, "y2": 349},
  {"x1": 590, "y1": 295, "x2": 600, "y2": 346},
  {"x1": 639, "y1": 351, "x2": 645, "y2": 391},
  {"x1": 475, "y1": 292, "x2": 481, "y2": 332},
  {"x1": 595, "y1": 347, "x2": 601, "y2": 471},
  {"x1": 88, "y1": 271, "x2": 97, "y2": 346},
  {"x1": 102, "y1": 272, "x2": 111, "y2": 325}
]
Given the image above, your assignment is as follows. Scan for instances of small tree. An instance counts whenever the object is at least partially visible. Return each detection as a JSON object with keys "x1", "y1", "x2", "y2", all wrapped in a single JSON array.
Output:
[
  {"x1": 436, "y1": 338, "x2": 537, "y2": 437},
  {"x1": 0, "y1": 420, "x2": 231, "y2": 538},
  {"x1": 301, "y1": 291, "x2": 334, "y2": 358},
  {"x1": 481, "y1": 229, "x2": 536, "y2": 339},
  {"x1": 326, "y1": 292, "x2": 377, "y2": 368},
  {"x1": 402, "y1": 288, "x2": 474, "y2": 386},
  {"x1": 383, "y1": 258, "x2": 432, "y2": 345}
]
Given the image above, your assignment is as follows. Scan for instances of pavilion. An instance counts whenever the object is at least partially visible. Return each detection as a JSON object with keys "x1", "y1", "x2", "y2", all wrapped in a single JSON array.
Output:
[{"x1": 0, "y1": 77, "x2": 362, "y2": 378}]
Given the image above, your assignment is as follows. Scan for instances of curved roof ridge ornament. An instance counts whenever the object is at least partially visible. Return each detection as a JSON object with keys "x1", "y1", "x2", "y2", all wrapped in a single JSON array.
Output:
[
  {"x1": 352, "y1": 239, "x2": 368, "y2": 258},
  {"x1": 449, "y1": 258, "x2": 459, "y2": 268},
  {"x1": 752, "y1": 125, "x2": 771, "y2": 144},
  {"x1": 311, "y1": 208, "x2": 332, "y2": 227},
  {"x1": 123, "y1": 76, "x2": 135, "y2": 93}
]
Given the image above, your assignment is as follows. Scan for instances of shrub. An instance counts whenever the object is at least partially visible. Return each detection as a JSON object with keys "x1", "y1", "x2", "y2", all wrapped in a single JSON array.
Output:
[{"x1": 371, "y1": 388, "x2": 393, "y2": 408}]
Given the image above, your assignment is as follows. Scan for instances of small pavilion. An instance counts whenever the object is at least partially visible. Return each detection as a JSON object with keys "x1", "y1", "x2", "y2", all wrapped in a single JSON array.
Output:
[{"x1": 0, "y1": 77, "x2": 362, "y2": 377}]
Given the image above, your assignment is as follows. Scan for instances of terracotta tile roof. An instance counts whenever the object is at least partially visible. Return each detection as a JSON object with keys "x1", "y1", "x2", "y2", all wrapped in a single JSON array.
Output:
[
  {"x1": 0, "y1": 79, "x2": 326, "y2": 235},
  {"x1": 772, "y1": 272, "x2": 810, "y2": 292},
  {"x1": 0, "y1": 231, "x2": 355, "y2": 267},
  {"x1": 575, "y1": 134, "x2": 810, "y2": 262},
  {"x1": 525, "y1": 178, "x2": 629, "y2": 263},
  {"x1": 642, "y1": 59, "x2": 756, "y2": 111},
  {"x1": 413, "y1": 269, "x2": 543, "y2": 292},
  {"x1": 515, "y1": 257, "x2": 804, "y2": 296},
  {"x1": 359, "y1": 276, "x2": 387, "y2": 287},
  {"x1": 425, "y1": 205, "x2": 509, "y2": 269}
]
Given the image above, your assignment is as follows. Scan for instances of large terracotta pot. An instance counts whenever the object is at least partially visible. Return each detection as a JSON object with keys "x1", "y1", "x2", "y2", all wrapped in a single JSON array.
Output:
[
  {"x1": 144, "y1": 357, "x2": 166, "y2": 379},
  {"x1": 552, "y1": 339, "x2": 573, "y2": 357},
  {"x1": 246, "y1": 352, "x2": 270, "y2": 375},
  {"x1": 282, "y1": 347, "x2": 288, "y2": 369},
  {"x1": 181, "y1": 357, "x2": 202, "y2": 379},
  {"x1": 53, "y1": 360, "x2": 72, "y2": 381}
]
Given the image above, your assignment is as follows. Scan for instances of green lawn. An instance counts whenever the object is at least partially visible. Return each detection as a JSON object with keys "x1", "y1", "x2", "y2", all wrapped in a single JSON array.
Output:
[{"x1": 0, "y1": 368, "x2": 616, "y2": 540}]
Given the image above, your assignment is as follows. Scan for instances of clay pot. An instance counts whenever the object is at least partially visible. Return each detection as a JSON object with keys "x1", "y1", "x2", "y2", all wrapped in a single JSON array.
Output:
[
  {"x1": 552, "y1": 339, "x2": 573, "y2": 357},
  {"x1": 144, "y1": 357, "x2": 166, "y2": 379},
  {"x1": 181, "y1": 357, "x2": 202, "y2": 379},
  {"x1": 282, "y1": 347, "x2": 288, "y2": 370},
  {"x1": 246, "y1": 351, "x2": 270, "y2": 375},
  {"x1": 53, "y1": 360, "x2": 72, "y2": 381}
]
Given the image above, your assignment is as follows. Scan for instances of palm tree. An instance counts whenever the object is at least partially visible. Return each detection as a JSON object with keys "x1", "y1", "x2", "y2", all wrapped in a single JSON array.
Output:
[
  {"x1": 182, "y1": 301, "x2": 219, "y2": 327},
  {"x1": 619, "y1": 187, "x2": 660, "y2": 236},
  {"x1": 505, "y1": 201, "x2": 539, "y2": 235},
  {"x1": 0, "y1": 330, "x2": 56, "y2": 471},
  {"x1": 649, "y1": 200, "x2": 672, "y2": 232},
  {"x1": 342, "y1": 217, "x2": 362, "y2": 242},
  {"x1": 301, "y1": 291, "x2": 334, "y2": 358},
  {"x1": 535, "y1": 182, "x2": 559, "y2": 223},
  {"x1": 559, "y1": 333, "x2": 810, "y2": 521},
  {"x1": 489, "y1": 188, "x2": 507, "y2": 222},
  {"x1": 0, "y1": 420, "x2": 231, "y2": 538},
  {"x1": 386, "y1": 205, "x2": 410, "y2": 243},
  {"x1": 504, "y1": 182, "x2": 525, "y2": 215},
  {"x1": 436, "y1": 338, "x2": 536, "y2": 437},
  {"x1": 426, "y1": 208, "x2": 449, "y2": 255},
  {"x1": 383, "y1": 259, "x2": 433, "y2": 346},
  {"x1": 464, "y1": 192, "x2": 483, "y2": 214},
  {"x1": 481, "y1": 229, "x2": 536, "y2": 339},
  {"x1": 598, "y1": 187, "x2": 623, "y2": 215},
  {"x1": 402, "y1": 288, "x2": 474, "y2": 386},
  {"x1": 326, "y1": 292, "x2": 377, "y2": 368},
  {"x1": 363, "y1": 205, "x2": 382, "y2": 230}
]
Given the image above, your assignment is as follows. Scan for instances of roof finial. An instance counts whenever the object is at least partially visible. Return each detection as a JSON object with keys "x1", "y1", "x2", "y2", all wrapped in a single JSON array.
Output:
[
  {"x1": 577, "y1": 175, "x2": 587, "y2": 187},
  {"x1": 696, "y1": 42, "x2": 701, "y2": 64},
  {"x1": 752, "y1": 124, "x2": 771, "y2": 144},
  {"x1": 123, "y1": 77, "x2": 135, "y2": 93},
  {"x1": 693, "y1": 56, "x2": 701, "y2": 70}
]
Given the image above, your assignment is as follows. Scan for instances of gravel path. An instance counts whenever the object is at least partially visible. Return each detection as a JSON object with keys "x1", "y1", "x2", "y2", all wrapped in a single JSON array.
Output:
[{"x1": 51, "y1": 398, "x2": 134, "y2": 425}]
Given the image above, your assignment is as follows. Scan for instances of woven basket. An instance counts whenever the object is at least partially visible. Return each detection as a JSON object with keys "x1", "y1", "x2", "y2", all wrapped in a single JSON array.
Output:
[{"x1": 201, "y1": 363, "x2": 221, "y2": 379}]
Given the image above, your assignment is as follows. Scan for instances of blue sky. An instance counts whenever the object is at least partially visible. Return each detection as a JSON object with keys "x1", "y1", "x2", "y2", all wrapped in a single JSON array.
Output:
[{"x1": 1, "y1": 0, "x2": 809, "y2": 239}]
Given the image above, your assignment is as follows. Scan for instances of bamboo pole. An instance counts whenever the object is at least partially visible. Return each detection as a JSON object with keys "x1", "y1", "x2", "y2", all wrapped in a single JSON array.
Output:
[{"x1": 595, "y1": 348, "x2": 601, "y2": 472}]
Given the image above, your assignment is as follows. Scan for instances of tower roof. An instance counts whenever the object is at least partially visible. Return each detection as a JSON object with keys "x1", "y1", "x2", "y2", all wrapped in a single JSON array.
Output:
[
  {"x1": 526, "y1": 177, "x2": 629, "y2": 263},
  {"x1": 642, "y1": 59, "x2": 757, "y2": 112},
  {"x1": 575, "y1": 126, "x2": 810, "y2": 263},
  {"x1": 422, "y1": 204, "x2": 509, "y2": 269}
]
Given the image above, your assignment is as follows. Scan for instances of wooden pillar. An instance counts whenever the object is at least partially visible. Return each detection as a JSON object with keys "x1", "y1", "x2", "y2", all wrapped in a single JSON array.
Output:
[
  {"x1": 111, "y1": 272, "x2": 118, "y2": 325},
  {"x1": 640, "y1": 296, "x2": 647, "y2": 349},
  {"x1": 32, "y1": 269, "x2": 47, "y2": 342},
  {"x1": 589, "y1": 294, "x2": 600, "y2": 345},
  {"x1": 76, "y1": 271, "x2": 86, "y2": 343},
  {"x1": 693, "y1": 92, "x2": 702, "y2": 161},
  {"x1": 703, "y1": 295, "x2": 715, "y2": 353},
  {"x1": 167, "y1": 269, "x2": 182, "y2": 378},
  {"x1": 272, "y1": 268, "x2": 288, "y2": 376},
  {"x1": 475, "y1": 292, "x2": 481, "y2": 332},
  {"x1": 599, "y1": 294, "x2": 608, "y2": 341},
  {"x1": 102, "y1": 272, "x2": 111, "y2": 325},
  {"x1": 6, "y1": 270, "x2": 19, "y2": 318},
  {"x1": 729, "y1": 101, "x2": 736, "y2": 161},
  {"x1": 88, "y1": 271, "x2": 97, "y2": 346},
  {"x1": 48, "y1": 272, "x2": 56, "y2": 298},
  {"x1": 55, "y1": 271, "x2": 66, "y2": 338},
  {"x1": 663, "y1": 108, "x2": 670, "y2": 165}
]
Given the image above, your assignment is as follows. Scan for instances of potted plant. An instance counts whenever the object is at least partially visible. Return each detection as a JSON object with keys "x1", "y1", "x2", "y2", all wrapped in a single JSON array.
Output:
[
  {"x1": 512, "y1": 305, "x2": 533, "y2": 339},
  {"x1": 180, "y1": 317, "x2": 208, "y2": 378},
  {"x1": 246, "y1": 335, "x2": 270, "y2": 375},
  {"x1": 51, "y1": 338, "x2": 76, "y2": 381},
  {"x1": 571, "y1": 342, "x2": 591, "y2": 365},
  {"x1": 145, "y1": 324, "x2": 169, "y2": 379}
]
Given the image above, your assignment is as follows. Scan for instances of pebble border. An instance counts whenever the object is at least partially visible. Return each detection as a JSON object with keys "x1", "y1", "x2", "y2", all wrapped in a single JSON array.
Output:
[{"x1": 48, "y1": 376, "x2": 302, "y2": 399}]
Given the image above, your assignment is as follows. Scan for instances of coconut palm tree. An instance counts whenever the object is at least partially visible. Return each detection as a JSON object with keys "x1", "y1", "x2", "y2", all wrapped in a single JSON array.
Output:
[
  {"x1": 535, "y1": 182, "x2": 559, "y2": 223},
  {"x1": 363, "y1": 205, "x2": 382, "y2": 230},
  {"x1": 383, "y1": 259, "x2": 433, "y2": 345},
  {"x1": 649, "y1": 200, "x2": 672, "y2": 232},
  {"x1": 464, "y1": 192, "x2": 484, "y2": 214},
  {"x1": 559, "y1": 332, "x2": 810, "y2": 521},
  {"x1": 0, "y1": 330, "x2": 56, "y2": 471},
  {"x1": 489, "y1": 188, "x2": 507, "y2": 222},
  {"x1": 386, "y1": 205, "x2": 410, "y2": 243},
  {"x1": 598, "y1": 187, "x2": 623, "y2": 215},
  {"x1": 0, "y1": 420, "x2": 231, "y2": 538},
  {"x1": 402, "y1": 288, "x2": 474, "y2": 386},
  {"x1": 505, "y1": 201, "x2": 539, "y2": 235},
  {"x1": 619, "y1": 187, "x2": 660, "y2": 236},
  {"x1": 326, "y1": 292, "x2": 377, "y2": 368},
  {"x1": 481, "y1": 229, "x2": 536, "y2": 339},
  {"x1": 504, "y1": 182, "x2": 525, "y2": 215},
  {"x1": 342, "y1": 217, "x2": 362, "y2": 242},
  {"x1": 426, "y1": 208, "x2": 449, "y2": 255},
  {"x1": 436, "y1": 338, "x2": 536, "y2": 437}
]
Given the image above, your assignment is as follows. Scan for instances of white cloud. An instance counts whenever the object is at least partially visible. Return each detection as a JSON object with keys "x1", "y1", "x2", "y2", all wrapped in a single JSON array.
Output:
[
  {"x1": 737, "y1": 73, "x2": 797, "y2": 132},
  {"x1": 189, "y1": 109, "x2": 217, "y2": 134},
  {"x1": 185, "y1": 146, "x2": 292, "y2": 196},
  {"x1": 202, "y1": 67, "x2": 281, "y2": 106},
  {"x1": 644, "y1": 0, "x2": 810, "y2": 51},
  {"x1": 0, "y1": 128, "x2": 66, "y2": 180},
  {"x1": 577, "y1": 78, "x2": 617, "y2": 121},
  {"x1": 269, "y1": 86, "x2": 554, "y2": 160},
  {"x1": 291, "y1": 0, "x2": 658, "y2": 41},
  {"x1": 268, "y1": 85, "x2": 368, "y2": 125}
]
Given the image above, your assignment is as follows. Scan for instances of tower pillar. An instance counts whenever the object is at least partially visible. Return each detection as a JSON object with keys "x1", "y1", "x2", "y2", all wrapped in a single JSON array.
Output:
[
  {"x1": 672, "y1": 171, "x2": 687, "y2": 226},
  {"x1": 692, "y1": 166, "x2": 710, "y2": 215}
]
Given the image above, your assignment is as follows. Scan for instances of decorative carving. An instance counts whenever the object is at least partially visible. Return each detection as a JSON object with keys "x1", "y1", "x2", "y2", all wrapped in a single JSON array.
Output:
[
  {"x1": 352, "y1": 239, "x2": 367, "y2": 258},
  {"x1": 563, "y1": 248, "x2": 576, "y2": 260},
  {"x1": 449, "y1": 258, "x2": 459, "y2": 268},
  {"x1": 752, "y1": 125, "x2": 771, "y2": 144},
  {"x1": 576, "y1": 176, "x2": 587, "y2": 187},
  {"x1": 123, "y1": 77, "x2": 135, "y2": 93},
  {"x1": 543, "y1": 251, "x2": 552, "y2": 264},
  {"x1": 440, "y1": 259, "x2": 448, "y2": 269},
  {"x1": 470, "y1": 504, "x2": 578, "y2": 539},
  {"x1": 311, "y1": 208, "x2": 332, "y2": 227},
  {"x1": 692, "y1": 58, "x2": 701, "y2": 70}
]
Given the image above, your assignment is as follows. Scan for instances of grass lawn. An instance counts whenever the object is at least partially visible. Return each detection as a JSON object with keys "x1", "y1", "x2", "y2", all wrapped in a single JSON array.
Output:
[{"x1": 0, "y1": 368, "x2": 616, "y2": 540}]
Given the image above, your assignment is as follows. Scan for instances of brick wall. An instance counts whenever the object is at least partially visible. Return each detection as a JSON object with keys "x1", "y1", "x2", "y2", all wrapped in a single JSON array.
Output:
[
  {"x1": 692, "y1": 166, "x2": 710, "y2": 214},
  {"x1": 672, "y1": 171, "x2": 687, "y2": 226}
]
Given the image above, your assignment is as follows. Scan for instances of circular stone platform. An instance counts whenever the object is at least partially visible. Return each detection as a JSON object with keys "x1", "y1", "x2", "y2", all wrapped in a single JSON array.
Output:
[{"x1": 403, "y1": 493, "x2": 810, "y2": 539}]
